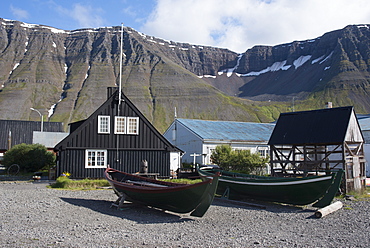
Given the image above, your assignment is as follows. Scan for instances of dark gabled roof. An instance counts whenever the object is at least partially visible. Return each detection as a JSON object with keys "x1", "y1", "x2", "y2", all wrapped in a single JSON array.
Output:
[
  {"x1": 54, "y1": 89, "x2": 181, "y2": 153},
  {"x1": 268, "y1": 106, "x2": 359, "y2": 145},
  {"x1": 175, "y1": 118, "x2": 274, "y2": 142},
  {"x1": 0, "y1": 120, "x2": 64, "y2": 150},
  {"x1": 69, "y1": 119, "x2": 86, "y2": 133}
]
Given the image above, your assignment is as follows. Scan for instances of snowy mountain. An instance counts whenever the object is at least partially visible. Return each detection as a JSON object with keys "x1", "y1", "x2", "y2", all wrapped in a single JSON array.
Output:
[{"x1": 0, "y1": 18, "x2": 369, "y2": 131}]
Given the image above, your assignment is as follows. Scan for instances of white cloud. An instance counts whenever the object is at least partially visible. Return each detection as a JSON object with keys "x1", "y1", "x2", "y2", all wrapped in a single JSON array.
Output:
[
  {"x1": 142, "y1": 0, "x2": 370, "y2": 53},
  {"x1": 10, "y1": 5, "x2": 29, "y2": 20},
  {"x1": 51, "y1": 2, "x2": 105, "y2": 29},
  {"x1": 70, "y1": 4, "x2": 105, "y2": 28}
]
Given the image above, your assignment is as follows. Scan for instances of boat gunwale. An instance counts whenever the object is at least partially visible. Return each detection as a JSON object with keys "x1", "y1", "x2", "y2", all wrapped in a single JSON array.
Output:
[
  {"x1": 198, "y1": 167, "x2": 340, "y2": 206},
  {"x1": 218, "y1": 175, "x2": 334, "y2": 186},
  {"x1": 105, "y1": 168, "x2": 214, "y2": 194}
]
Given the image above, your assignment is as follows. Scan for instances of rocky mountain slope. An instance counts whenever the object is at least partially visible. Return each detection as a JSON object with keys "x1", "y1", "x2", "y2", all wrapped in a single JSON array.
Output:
[
  {"x1": 0, "y1": 18, "x2": 369, "y2": 132},
  {"x1": 205, "y1": 24, "x2": 370, "y2": 112}
]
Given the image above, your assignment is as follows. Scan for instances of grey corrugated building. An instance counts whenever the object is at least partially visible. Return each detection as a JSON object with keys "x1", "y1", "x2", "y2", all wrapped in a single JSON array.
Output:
[
  {"x1": 357, "y1": 114, "x2": 370, "y2": 177},
  {"x1": 164, "y1": 118, "x2": 275, "y2": 166}
]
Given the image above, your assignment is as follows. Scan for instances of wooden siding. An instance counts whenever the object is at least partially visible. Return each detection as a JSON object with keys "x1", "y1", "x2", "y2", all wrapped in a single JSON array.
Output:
[
  {"x1": 56, "y1": 149, "x2": 171, "y2": 178},
  {"x1": 0, "y1": 120, "x2": 64, "y2": 150},
  {"x1": 54, "y1": 88, "x2": 179, "y2": 178},
  {"x1": 55, "y1": 90, "x2": 176, "y2": 151}
]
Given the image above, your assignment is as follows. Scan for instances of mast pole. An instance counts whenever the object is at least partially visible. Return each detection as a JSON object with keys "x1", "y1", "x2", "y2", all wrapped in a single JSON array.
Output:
[
  {"x1": 116, "y1": 23, "x2": 124, "y2": 164},
  {"x1": 119, "y1": 23, "x2": 123, "y2": 105}
]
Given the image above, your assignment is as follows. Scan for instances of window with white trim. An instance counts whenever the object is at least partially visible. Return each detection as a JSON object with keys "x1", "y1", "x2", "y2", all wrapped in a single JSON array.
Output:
[
  {"x1": 98, "y1": 115, "x2": 110, "y2": 134},
  {"x1": 127, "y1": 117, "x2": 139, "y2": 134},
  {"x1": 85, "y1": 150, "x2": 107, "y2": 168},
  {"x1": 114, "y1": 116, "x2": 139, "y2": 135},
  {"x1": 258, "y1": 149, "x2": 269, "y2": 158},
  {"x1": 115, "y1": 116, "x2": 126, "y2": 134}
]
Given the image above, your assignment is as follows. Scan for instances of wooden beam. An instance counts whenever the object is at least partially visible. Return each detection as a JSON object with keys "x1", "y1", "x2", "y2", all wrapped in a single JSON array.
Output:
[{"x1": 314, "y1": 201, "x2": 343, "y2": 218}]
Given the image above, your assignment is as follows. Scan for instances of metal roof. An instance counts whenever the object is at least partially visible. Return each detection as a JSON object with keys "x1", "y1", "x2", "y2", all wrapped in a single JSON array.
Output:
[
  {"x1": 268, "y1": 106, "x2": 357, "y2": 145},
  {"x1": 176, "y1": 118, "x2": 275, "y2": 142},
  {"x1": 0, "y1": 120, "x2": 64, "y2": 150},
  {"x1": 357, "y1": 114, "x2": 370, "y2": 131}
]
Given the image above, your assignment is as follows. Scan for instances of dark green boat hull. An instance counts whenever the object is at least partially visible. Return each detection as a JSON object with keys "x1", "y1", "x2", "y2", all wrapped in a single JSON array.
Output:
[
  {"x1": 105, "y1": 168, "x2": 219, "y2": 217},
  {"x1": 198, "y1": 168, "x2": 342, "y2": 206}
]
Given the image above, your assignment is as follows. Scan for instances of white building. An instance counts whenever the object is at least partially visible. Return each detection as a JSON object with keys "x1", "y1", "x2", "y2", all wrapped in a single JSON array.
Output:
[
  {"x1": 357, "y1": 114, "x2": 370, "y2": 177},
  {"x1": 164, "y1": 118, "x2": 275, "y2": 166}
]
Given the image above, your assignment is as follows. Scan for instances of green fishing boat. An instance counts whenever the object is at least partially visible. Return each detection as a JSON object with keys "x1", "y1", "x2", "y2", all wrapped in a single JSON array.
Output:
[
  {"x1": 104, "y1": 167, "x2": 219, "y2": 217},
  {"x1": 198, "y1": 167, "x2": 343, "y2": 207}
]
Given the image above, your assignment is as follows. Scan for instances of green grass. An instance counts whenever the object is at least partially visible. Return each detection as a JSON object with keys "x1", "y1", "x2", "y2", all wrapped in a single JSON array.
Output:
[
  {"x1": 336, "y1": 187, "x2": 370, "y2": 200},
  {"x1": 160, "y1": 178, "x2": 202, "y2": 184},
  {"x1": 349, "y1": 187, "x2": 370, "y2": 200},
  {"x1": 49, "y1": 176, "x2": 110, "y2": 190},
  {"x1": 48, "y1": 176, "x2": 200, "y2": 189}
]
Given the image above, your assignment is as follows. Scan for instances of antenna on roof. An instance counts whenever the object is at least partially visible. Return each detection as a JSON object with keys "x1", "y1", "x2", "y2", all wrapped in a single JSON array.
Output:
[{"x1": 174, "y1": 107, "x2": 177, "y2": 119}]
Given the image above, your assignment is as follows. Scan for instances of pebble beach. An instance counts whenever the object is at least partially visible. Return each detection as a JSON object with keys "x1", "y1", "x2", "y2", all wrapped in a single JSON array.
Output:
[{"x1": 1, "y1": 181, "x2": 369, "y2": 248}]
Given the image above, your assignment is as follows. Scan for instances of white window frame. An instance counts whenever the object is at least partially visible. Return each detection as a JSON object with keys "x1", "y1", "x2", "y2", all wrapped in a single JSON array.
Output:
[
  {"x1": 114, "y1": 116, "x2": 139, "y2": 135},
  {"x1": 85, "y1": 149, "x2": 107, "y2": 168},
  {"x1": 114, "y1": 116, "x2": 126, "y2": 134},
  {"x1": 258, "y1": 148, "x2": 269, "y2": 158},
  {"x1": 127, "y1": 117, "x2": 139, "y2": 135},
  {"x1": 98, "y1": 115, "x2": 110, "y2": 134}
]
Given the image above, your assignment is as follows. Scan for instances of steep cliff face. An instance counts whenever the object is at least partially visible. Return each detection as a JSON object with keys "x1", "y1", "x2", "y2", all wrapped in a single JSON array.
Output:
[
  {"x1": 204, "y1": 25, "x2": 370, "y2": 112},
  {"x1": 0, "y1": 19, "x2": 266, "y2": 132},
  {"x1": 0, "y1": 19, "x2": 370, "y2": 132}
]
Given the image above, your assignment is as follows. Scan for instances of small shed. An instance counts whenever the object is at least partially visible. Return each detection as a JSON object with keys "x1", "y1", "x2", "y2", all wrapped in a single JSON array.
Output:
[
  {"x1": 54, "y1": 88, "x2": 182, "y2": 179},
  {"x1": 164, "y1": 118, "x2": 275, "y2": 166},
  {"x1": 268, "y1": 106, "x2": 366, "y2": 193}
]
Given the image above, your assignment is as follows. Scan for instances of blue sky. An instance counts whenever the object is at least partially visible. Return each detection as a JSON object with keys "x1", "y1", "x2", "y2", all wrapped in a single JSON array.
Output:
[{"x1": 1, "y1": 0, "x2": 370, "y2": 53}]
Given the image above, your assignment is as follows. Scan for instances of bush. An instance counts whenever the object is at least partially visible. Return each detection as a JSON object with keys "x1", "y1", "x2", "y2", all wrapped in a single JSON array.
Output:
[
  {"x1": 210, "y1": 145, "x2": 269, "y2": 175},
  {"x1": 50, "y1": 176, "x2": 71, "y2": 188},
  {"x1": 3, "y1": 143, "x2": 56, "y2": 173}
]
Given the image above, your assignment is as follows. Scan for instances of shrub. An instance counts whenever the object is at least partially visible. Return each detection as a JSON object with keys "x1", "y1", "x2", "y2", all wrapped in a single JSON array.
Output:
[
  {"x1": 210, "y1": 145, "x2": 269, "y2": 175},
  {"x1": 3, "y1": 143, "x2": 55, "y2": 173},
  {"x1": 50, "y1": 176, "x2": 71, "y2": 188}
]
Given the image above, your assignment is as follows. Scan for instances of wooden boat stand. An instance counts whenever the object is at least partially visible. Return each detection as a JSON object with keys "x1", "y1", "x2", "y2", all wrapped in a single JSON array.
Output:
[
  {"x1": 111, "y1": 192, "x2": 127, "y2": 209},
  {"x1": 220, "y1": 186, "x2": 266, "y2": 209}
]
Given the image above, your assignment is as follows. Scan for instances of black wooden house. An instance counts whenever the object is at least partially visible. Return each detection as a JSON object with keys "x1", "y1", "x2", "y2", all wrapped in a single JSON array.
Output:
[
  {"x1": 54, "y1": 88, "x2": 182, "y2": 179},
  {"x1": 268, "y1": 106, "x2": 366, "y2": 193}
]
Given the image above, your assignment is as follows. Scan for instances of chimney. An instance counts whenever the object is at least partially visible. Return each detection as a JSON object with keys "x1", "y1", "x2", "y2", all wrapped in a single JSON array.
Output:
[
  {"x1": 326, "y1": 102, "x2": 333, "y2": 108},
  {"x1": 107, "y1": 87, "x2": 118, "y2": 100}
]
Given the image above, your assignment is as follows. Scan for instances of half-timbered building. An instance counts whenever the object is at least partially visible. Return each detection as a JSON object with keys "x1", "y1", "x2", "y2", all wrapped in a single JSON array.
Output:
[{"x1": 268, "y1": 106, "x2": 366, "y2": 193}]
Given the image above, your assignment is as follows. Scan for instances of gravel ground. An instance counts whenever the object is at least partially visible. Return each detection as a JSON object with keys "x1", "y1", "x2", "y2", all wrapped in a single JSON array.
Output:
[{"x1": 1, "y1": 181, "x2": 369, "y2": 248}]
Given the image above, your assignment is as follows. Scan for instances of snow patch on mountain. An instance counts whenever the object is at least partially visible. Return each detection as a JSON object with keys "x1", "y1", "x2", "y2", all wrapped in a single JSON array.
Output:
[
  {"x1": 198, "y1": 75, "x2": 216, "y2": 79},
  {"x1": 293, "y1": 55, "x2": 312, "y2": 69},
  {"x1": 218, "y1": 54, "x2": 243, "y2": 77},
  {"x1": 242, "y1": 60, "x2": 291, "y2": 77},
  {"x1": 319, "y1": 52, "x2": 333, "y2": 64},
  {"x1": 10, "y1": 63, "x2": 20, "y2": 75},
  {"x1": 198, "y1": 50, "x2": 335, "y2": 79},
  {"x1": 311, "y1": 55, "x2": 325, "y2": 64}
]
